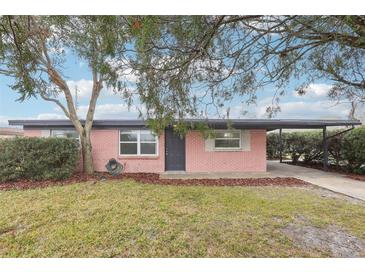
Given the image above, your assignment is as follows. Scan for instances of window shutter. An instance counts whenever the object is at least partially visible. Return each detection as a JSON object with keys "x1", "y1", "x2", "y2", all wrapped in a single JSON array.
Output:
[
  {"x1": 205, "y1": 138, "x2": 215, "y2": 152},
  {"x1": 241, "y1": 130, "x2": 251, "y2": 151}
]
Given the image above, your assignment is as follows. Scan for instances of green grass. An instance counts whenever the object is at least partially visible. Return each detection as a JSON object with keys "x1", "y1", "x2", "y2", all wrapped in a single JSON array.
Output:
[{"x1": 0, "y1": 180, "x2": 365, "y2": 257}]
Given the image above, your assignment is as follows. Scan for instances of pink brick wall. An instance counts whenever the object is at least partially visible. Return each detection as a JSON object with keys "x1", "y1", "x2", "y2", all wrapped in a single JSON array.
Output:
[
  {"x1": 185, "y1": 130, "x2": 267, "y2": 172},
  {"x1": 23, "y1": 128, "x2": 165, "y2": 173},
  {"x1": 23, "y1": 128, "x2": 267, "y2": 173},
  {"x1": 23, "y1": 129, "x2": 42, "y2": 137},
  {"x1": 91, "y1": 129, "x2": 165, "y2": 173}
]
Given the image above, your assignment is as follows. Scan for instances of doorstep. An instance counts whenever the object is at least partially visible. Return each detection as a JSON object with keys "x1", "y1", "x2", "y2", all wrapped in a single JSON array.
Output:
[{"x1": 160, "y1": 171, "x2": 272, "y2": 179}]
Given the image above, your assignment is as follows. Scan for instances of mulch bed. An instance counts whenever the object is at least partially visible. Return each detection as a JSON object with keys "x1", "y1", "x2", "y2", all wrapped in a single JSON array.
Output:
[
  {"x1": 286, "y1": 161, "x2": 365, "y2": 182},
  {"x1": 347, "y1": 174, "x2": 365, "y2": 182},
  {"x1": 0, "y1": 172, "x2": 309, "y2": 191}
]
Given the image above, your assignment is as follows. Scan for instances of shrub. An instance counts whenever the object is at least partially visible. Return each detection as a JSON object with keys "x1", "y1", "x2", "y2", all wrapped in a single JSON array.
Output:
[
  {"x1": 267, "y1": 133, "x2": 281, "y2": 160},
  {"x1": 267, "y1": 130, "x2": 344, "y2": 164},
  {"x1": 342, "y1": 126, "x2": 365, "y2": 173},
  {"x1": 327, "y1": 130, "x2": 345, "y2": 166},
  {"x1": 268, "y1": 131, "x2": 322, "y2": 163},
  {"x1": 286, "y1": 131, "x2": 322, "y2": 163},
  {"x1": 0, "y1": 137, "x2": 79, "y2": 182}
]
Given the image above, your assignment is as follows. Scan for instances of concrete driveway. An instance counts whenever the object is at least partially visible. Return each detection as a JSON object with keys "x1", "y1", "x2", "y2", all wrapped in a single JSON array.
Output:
[
  {"x1": 162, "y1": 161, "x2": 365, "y2": 201},
  {"x1": 268, "y1": 161, "x2": 365, "y2": 201}
]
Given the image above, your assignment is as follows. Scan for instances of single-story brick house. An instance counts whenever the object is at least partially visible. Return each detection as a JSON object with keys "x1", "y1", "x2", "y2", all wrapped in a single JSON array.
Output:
[{"x1": 9, "y1": 119, "x2": 361, "y2": 173}]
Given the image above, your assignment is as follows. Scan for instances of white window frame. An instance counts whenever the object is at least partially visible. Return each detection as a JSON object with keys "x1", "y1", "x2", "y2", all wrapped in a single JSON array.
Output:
[
  {"x1": 214, "y1": 130, "x2": 241, "y2": 150},
  {"x1": 50, "y1": 129, "x2": 79, "y2": 140},
  {"x1": 119, "y1": 129, "x2": 158, "y2": 156}
]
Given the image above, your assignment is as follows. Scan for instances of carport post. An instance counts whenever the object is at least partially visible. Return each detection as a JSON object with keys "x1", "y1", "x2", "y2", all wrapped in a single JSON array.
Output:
[
  {"x1": 323, "y1": 126, "x2": 328, "y2": 171},
  {"x1": 279, "y1": 128, "x2": 283, "y2": 163}
]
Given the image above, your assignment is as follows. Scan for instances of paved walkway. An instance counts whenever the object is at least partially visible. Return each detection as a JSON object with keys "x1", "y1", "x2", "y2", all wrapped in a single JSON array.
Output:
[
  {"x1": 267, "y1": 161, "x2": 365, "y2": 201},
  {"x1": 162, "y1": 161, "x2": 365, "y2": 201}
]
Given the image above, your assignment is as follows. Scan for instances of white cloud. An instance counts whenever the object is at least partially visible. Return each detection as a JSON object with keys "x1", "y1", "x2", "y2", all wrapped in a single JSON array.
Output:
[
  {"x1": 66, "y1": 79, "x2": 118, "y2": 99},
  {"x1": 66, "y1": 78, "x2": 136, "y2": 99},
  {"x1": 294, "y1": 83, "x2": 333, "y2": 98},
  {"x1": 66, "y1": 79, "x2": 94, "y2": 98},
  {"x1": 118, "y1": 68, "x2": 138, "y2": 83},
  {"x1": 0, "y1": 113, "x2": 66, "y2": 127},
  {"x1": 105, "y1": 58, "x2": 139, "y2": 83},
  {"x1": 226, "y1": 104, "x2": 254, "y2": 118},
  {"x1": 0, "y1": 115, "x2": 11, "y2": 127},
  {"x1": 76, "y1": 103, "x2": 144, "y2": 119},
  {"x1": 254, "y1": 99, "x2": 352, "y2": 119},
  {"x1": 0, "y1": 103, "x2": 143, "y2": 127},
  {"x1": 36, "y1": 113, "x2": 66, "y2": 120}
]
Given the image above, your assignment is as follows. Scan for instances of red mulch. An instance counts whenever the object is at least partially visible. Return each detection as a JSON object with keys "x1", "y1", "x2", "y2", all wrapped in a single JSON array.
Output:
[
  {"x1": 286, "y1": 162, "x2": 365, "y2": 182},
  {"x1": 126, "y1": 174, "x2": 308, "y2": 187},
  {"x1": 346, "y1": 174, "x2": 365, "y2": 182},
  {"x1": 0, "y1": 172, "x2": 309, "y2": 191}
]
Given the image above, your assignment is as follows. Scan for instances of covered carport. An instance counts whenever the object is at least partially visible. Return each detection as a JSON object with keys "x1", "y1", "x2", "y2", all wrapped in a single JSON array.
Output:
[{"x1": 263, "y1": 119, "x2": 362, "y2": 171}]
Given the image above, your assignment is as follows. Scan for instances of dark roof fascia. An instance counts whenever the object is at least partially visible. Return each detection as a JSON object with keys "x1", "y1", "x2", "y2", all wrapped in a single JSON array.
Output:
[
  {"x1": 10, "y1": 120, "x2": 147, "y2": 129},
  {"x1": 202, "y1": 119, "x2": 362, "y2": 130},
  {"x1": 9, "y1": 119, "x2": 362, "y2": 130}
]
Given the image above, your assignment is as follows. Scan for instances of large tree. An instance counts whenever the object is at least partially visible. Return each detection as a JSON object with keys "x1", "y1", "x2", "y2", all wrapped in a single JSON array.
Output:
[
  {"x1": 131, "y1": 16, "x2": 365, "y2": 123},
  {"x1": 1, "y1": 16, "x2": 364, "y2": 173},
  {"x1": 0, "y1": 16, "x2": 133, "y2": 174}
]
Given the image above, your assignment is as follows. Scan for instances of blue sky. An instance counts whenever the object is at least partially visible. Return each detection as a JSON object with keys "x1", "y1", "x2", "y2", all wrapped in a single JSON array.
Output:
[{"x1": 0, "y1": 52, "x2": 362, "y2": 127}]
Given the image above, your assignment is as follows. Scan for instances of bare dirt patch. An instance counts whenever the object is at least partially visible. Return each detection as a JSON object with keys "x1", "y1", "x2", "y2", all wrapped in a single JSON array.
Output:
[
  {"x1": 282, "y1": 216, "x2": 365, "y2": 257},
  {"x1": 289, "y1": 185, "x2": 365, "y2": 205},
  {"x1": 0, "y1": 173, "x2": 309, "y2": 191},
  {"x1": 0, "y1": 226, "x2": 16, "y2": 236},
  {"x1": 309, "y1": 186, "x2": 365, "y2": 205}
]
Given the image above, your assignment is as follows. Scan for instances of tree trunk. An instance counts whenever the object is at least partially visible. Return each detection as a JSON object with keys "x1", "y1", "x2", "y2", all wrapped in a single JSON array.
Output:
[{"x1": 80, "y1": 129, "x2": 94, "y2": 175}]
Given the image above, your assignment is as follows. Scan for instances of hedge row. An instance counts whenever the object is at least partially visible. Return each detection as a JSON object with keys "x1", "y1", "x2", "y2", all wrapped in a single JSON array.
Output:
[
  {"x1": 0, "y1": 137, "x2": 80, "y2": 182},
  {"x1": 267, "y1": 126, "x2": 365, "y2": 174}
]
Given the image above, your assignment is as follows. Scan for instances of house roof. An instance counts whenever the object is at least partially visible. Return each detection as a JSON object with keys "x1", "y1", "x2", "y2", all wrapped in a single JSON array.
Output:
[{"x1": 8, "y1": 118, "x2": 362, "y2": 130}]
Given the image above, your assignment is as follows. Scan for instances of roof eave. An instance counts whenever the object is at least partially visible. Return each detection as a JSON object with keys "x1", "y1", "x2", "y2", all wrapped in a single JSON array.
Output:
[{"x1": 8, "y1": 119, "x2": 362, "y2": 129}]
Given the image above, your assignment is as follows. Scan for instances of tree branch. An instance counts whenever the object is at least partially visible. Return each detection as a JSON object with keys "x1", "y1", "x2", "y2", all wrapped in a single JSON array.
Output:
[
  {"x1": 85, "y1": 65, "x2": 103, "y2": 131},
  {"x1": 39, "y1": 91, "x2": 70, "y2": 119}
]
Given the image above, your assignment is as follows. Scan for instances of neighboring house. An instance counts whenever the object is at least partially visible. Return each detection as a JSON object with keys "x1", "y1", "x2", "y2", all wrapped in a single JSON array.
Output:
[
  {"x1": 8, "y1": 119, "x2": 361, "y2": 173},
  {"x1": 0, "y1": 127, "x2": 23, "y2": 139}
]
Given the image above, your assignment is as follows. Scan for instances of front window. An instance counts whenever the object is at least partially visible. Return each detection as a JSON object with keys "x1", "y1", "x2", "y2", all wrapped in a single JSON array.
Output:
[
  {"x1": 120, "y1": 130, "x2": 158, "y2": 156},
  {"x1": 51, "y1": 129, "x2": 79, "y2": 139},
  {"x1": 214, "y1": 131, "x2": 241, "y2": 149}
]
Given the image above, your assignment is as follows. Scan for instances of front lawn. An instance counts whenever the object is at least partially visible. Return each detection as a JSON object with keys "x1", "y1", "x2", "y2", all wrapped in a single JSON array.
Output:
[{"x1": 0, "y1": 180, "x2": 365, "y2": 257}]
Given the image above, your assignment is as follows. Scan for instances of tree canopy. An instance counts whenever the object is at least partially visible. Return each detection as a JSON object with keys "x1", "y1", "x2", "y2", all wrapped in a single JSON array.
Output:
[
  {"x1": 0, "y1": 15, "x2": 134, "y2": 173},
  {"x1": 131, "y1": 15, "x2": 365, "y2": 125},
  {"x1": 1, "y1": 15, "x2": 364, "y2": 173}
]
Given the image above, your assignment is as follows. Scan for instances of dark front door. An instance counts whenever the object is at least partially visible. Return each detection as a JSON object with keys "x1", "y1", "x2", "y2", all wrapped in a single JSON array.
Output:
[{"x1": 165, "y1": 128, "x2": 186, "y2": 171}]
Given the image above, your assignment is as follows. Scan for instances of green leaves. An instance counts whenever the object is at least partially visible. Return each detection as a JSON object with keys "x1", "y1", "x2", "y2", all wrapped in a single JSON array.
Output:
[
  {"x1": 0, "y1": 16, "x2": 134, "y2": 101},
  {"x1": 342, "y1": 126, "x2": 365, "y2": 172},
  {"x1": 132, "y1": 15, "x2": 365, "y2": 127},
  {"x1": 0, "y1": 137, "x2": 80, "y2": 182},
  {"x1": 1, "y1": 16, "x2": 364, "y2": 136}
]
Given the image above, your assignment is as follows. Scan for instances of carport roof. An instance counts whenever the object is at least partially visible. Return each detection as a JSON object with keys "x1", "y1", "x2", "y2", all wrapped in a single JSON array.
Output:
[{"x1": 8, "y1": 118, "x2": 362, "y2": 130}]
